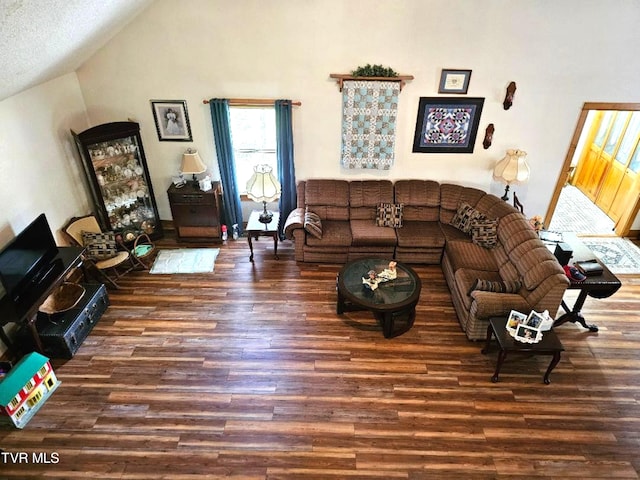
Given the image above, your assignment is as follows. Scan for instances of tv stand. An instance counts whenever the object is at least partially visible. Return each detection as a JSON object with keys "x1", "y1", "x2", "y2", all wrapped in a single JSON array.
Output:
[{"x1": 0, "y1": 247, "x2": 85, "y2": 357}]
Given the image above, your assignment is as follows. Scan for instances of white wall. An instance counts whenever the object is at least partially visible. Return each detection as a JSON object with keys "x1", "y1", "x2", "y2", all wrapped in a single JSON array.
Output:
[
  {"x1": 0, "y1": 72, "x2": 92, "y2": 356},
  {"x1": 76, "y1": 0, "x2": 640, "y2": 222}
]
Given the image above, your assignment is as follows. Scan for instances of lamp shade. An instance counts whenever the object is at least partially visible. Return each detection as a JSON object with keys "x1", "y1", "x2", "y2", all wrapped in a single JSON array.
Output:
[
  {"x1": 246, "y1": 164, "x2": 281, "y2": 203},
  {"x1": 493, "y1": 149, "x2": 530, "y2": 185},
  {"x1": 180, "y1": 149, "x2": 207, "y2": 175}
]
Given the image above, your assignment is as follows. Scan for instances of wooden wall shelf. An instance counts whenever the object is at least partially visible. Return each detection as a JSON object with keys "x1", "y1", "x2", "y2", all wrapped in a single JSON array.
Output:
[{"x1": 330, "y1": 73, "x2": 414, "y2": 92}]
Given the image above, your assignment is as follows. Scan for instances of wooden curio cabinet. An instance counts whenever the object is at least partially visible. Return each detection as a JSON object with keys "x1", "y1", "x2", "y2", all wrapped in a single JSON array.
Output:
[{"x1": 71, "y1": 122, "x2": 163, "y2": 242}]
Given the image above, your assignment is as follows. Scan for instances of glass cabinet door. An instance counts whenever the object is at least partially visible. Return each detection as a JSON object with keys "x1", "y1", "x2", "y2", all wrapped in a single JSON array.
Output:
[{"x1": 72, "y1": 122, "x2": 163, "y2": 243}]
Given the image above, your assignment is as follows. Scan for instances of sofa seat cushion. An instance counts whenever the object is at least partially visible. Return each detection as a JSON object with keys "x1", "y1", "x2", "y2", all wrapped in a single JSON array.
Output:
[
  {"x1": 454, "y1": 268, "x2": 503, "y2": 310},
  {"x1": 445, "y1": 240, "x2": 499, "y2": 273},
  {"x1": 350, "y1": 220, "x2": 397, "y2": 246},
  {"x1": 440, "y1": 223, "x2": 471, "y2": 243},
  {"x1": 396, "y1": 221, "x2": 445, "y2": 248},
  {"x1": 305, "y1": 220, "x2": 352, "y2": 247}
]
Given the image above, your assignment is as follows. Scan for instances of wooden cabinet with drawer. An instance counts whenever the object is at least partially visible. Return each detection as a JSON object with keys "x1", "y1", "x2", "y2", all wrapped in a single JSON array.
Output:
[{"x1": 167, "y1": 182, "x2": 223, "y2": 242}]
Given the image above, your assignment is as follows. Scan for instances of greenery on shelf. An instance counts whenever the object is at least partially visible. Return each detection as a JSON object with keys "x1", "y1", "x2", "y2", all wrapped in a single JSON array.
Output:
[{"x1": 351, "y1": 64, "x2": 398, "y2": 77}]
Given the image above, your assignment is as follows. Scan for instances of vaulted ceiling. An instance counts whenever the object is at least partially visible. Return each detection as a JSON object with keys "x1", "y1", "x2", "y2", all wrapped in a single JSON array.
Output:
[{"x1": 0, "y1": 0, "x2": 155, "y2": 101}]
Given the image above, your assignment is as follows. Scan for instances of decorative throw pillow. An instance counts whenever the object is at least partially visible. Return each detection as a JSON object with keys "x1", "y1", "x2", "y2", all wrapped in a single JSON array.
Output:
[
  {"x1": 468, "y1": 278, "x2": 523, "y2": 296},
  {"x1": 471, "y1": 218, "x2": 498, "y2": 249},
  {"x1": 376, "y1": 203, "x2": 404, "y2": 228},
  {"x1": 450, "y1": 203, "x2": 485, "y2": 234},
  {"x1": 81, "y1": 231, "x2": 118, "y2": 260},
  {"x1": 303, "y1": 210, "x2": 323, "y2": 239}
]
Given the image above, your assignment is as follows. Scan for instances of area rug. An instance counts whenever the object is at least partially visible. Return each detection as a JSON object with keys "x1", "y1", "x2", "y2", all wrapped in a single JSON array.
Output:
[
  {"x1": 149, "y1": 248, "x2": 220, "y2": 274},
  {"x1": 580, "y1": 237, "x2": 640, "y2": 274}
]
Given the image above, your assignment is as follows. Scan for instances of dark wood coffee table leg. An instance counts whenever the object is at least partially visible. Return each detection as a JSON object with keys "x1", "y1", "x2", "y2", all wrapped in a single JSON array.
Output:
[
  {"x1": 337, "y1": 290, "x2": 345, "y2": 314},
  {"x1": 481, "y1": 322, "x2": 494, "y2": 355},
  {"x1": 381, "y1": 312, "x2": 394, "y2": 338},
  {"x1": 543, "y1": 351, "x2": 562, "y2": 385},
  {"x1": 491, "y1": 350, "x2": 507, "y2": 383}
]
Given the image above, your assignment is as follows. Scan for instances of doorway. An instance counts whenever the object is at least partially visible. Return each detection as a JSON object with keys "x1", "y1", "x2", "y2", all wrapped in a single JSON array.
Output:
[{"x1": 546, "y1": 102, "x2": 640, "y2": 237}]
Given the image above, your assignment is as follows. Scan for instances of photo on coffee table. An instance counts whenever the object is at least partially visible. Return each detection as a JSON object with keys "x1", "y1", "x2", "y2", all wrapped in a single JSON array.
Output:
[
  {"x1": 506, "y1": 309, "x2": 527, "y2": 334},
  {"x1": 525, "y1": 310, "x2": 546, "y2": 329},
  {"x1": 515, "y1": 324, "x2": 540, "y2": 343}
]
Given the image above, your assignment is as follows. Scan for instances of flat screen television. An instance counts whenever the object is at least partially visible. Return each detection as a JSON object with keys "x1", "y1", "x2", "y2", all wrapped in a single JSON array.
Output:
[{"x1": 0, "y1": 213, "x2": 59, "y2": 305}]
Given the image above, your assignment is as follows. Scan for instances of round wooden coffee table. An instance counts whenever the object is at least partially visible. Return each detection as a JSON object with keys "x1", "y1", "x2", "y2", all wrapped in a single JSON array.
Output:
[{"x1": 336, "y1": 258, "x2": 422, "y2": 338}]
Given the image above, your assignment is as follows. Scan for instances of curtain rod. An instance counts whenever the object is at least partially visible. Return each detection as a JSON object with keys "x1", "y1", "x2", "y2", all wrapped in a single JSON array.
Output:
[{"x1": 202, "y1": 98, "x2": 301, "y2": 106}]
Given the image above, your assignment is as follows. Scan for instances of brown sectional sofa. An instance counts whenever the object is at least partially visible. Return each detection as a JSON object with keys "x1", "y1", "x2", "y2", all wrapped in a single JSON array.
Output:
[{"x1": 284, "y1": 179, "x2": 570, "y2": 340}]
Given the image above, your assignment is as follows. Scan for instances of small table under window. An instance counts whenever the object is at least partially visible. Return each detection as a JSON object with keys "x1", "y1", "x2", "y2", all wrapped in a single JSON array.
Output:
[{"x1": 246, "y1": 210, "x2": 280, "y2": 262}]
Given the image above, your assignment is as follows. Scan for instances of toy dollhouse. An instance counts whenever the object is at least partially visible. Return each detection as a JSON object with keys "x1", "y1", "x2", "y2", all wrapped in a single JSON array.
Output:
[{"x1": 0, "y1": 352, "x2": 60, "y2": 428}]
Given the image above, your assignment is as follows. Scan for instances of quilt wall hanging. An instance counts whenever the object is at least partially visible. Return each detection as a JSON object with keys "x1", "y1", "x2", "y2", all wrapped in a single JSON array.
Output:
[
  {"x1": 412, "y1": 97, "x2": 484, "y2": 154},
  {"x1": 340, "y1": 80, "x2": 400, "y2": 170}
]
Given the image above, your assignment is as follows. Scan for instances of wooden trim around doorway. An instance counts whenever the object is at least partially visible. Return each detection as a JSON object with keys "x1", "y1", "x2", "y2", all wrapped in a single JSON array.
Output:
[{"x1": 546, "y1": 102, "x2": 640, "y2": 237}]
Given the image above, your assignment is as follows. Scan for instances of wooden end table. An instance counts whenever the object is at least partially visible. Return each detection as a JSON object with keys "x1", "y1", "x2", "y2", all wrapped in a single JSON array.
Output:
[
  {"x1": 548, "y1": 233, "x2": 622, "y2": 332},
  {"x1": 246, "y1": 210, "x2": 280, "y2": 262},
  {"x1": 482, "y1": 317, "x2": 564, "y2": 384}
]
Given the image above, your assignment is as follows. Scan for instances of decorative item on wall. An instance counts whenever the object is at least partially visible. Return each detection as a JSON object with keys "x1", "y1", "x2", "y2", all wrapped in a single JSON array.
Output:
[
  {"x1": 438, "y1": 69, "x2": 472, "y2": 94},
  {"x1": 412, "y1": 97, "x2": 484, "y2": 154},
  {"x1": 351, "y1": 63, "x2": 398, "y2": 77},
  {"x1": 493, "y1": 149, "x2": 530, "y2": 201},
  {"x1": 330, "y1": 67, "x2": 413, "y2": 169},
  {"x1": 483, "y1": 123, "x2": 495, "y2": 149},
  {"x1": 340, "y1": 80, "x2": 400, "y2": 169},
  {"x1": 150, "y1": 100, "x2": 193, "y2": 141},
  {"x1": 503, "y1": 82, "x2": 517, "y2": 110}
]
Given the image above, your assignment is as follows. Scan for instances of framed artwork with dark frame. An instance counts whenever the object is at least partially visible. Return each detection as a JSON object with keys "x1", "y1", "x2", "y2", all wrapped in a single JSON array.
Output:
[
  {"x1": 412, "y1": 97, "x2": 484, "y2": 154},
  {"x1": 438, "y1": 69, "x2": 472, "y2": 94},
  {"x1": 150, "y1": 100, "x2": 193, "y2": 142}
]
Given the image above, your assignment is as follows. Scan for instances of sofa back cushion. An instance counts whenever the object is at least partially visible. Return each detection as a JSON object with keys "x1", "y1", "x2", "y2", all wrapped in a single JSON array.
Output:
[
  {"x1": 475, "y1": 194, "x2": 518, "y2": 219},
  {"x1": 349, "y1": 180, "x2": 394, "y2": 220},
  {"x1": 497, "y1": 212, "x2": 565, "y2": 290},
  {"x1": 305, "y1": 179, "x2": 350, "y2": 220},
  {"x1": 439, "y1": 183, "x2": 486, "y2": 224},
  {"x1": 394, "y1": 180, "x2": 440, "y2": 221}
]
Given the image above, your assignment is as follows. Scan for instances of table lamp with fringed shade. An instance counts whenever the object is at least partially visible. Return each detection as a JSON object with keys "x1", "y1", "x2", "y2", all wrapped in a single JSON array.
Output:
[
  {"x1": 493, "y1": 149, "x2": 530, "y2": 201},
  {"x1": 180, "y1": 148, "x2": 207, "y2": 188},
  {"x1": 246, "y1": 164, "x2": 281, "y2": 224}
]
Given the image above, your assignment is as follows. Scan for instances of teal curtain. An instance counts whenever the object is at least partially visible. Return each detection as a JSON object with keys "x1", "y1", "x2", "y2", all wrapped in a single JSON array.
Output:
[
  {"x1": 275, "y1": 100, "x2": 296, "y2": 239},
  {"x1": 209, "y1": 99, "x2": 243, "y2": 235}
]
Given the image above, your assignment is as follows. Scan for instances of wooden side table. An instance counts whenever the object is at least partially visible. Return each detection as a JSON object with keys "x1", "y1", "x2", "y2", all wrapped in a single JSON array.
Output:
[
  {"x1": 167, "y1": 182, "x2": 223, "y2": 242},
  {"x1": 246, "y1": 211, "x2": 280, "y2": 262},
  {"x1": 482, "y1": 317, "x2": 564, "y2": 384}
]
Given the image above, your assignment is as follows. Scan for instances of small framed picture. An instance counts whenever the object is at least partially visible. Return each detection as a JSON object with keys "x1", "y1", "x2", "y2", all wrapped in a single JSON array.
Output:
[
  {"x1": 515, "y1": 324, "x2": 540, "y2": 344},
  {"x1": 526, "y1": 310, "x2": 546, "y2": 329},
  {"x1": 506, "y1": 310, "x2": 527, "y2": 334},
  {"x1": 438, "y1": 69, "x2": 472, "y2": 94},
  {"x1": 150, "y1": 100, "x2": 193, "y2": 142}
]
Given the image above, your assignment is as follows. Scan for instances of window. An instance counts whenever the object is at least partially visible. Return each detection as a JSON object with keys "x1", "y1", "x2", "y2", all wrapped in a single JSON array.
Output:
[
  {"x1": 228, "y1": 106, "x2": 278, "y2": 195},
  {"x1": 22, "y1": 378, "x2": 35, "y2": 394}
]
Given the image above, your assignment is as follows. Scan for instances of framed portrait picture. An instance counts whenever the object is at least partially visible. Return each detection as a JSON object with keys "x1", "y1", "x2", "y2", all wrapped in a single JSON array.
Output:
[
  {"x1": 526, "y1": 310, "x2": 546, "y2": 329},
  {"x1": 438, "y1": 69, "x2": 472, "y2": 94},
  {"x1": 506, "y1": 310, "x2": 527, "y2": 335},
  {"x1": 515, "y1": 324, "x2": 540, "y2": 344},
  {"x1": 412, "y1": 97, "x2": 484, "y2": 153},
  {"x1": 150, "y1": 100, "x2": 193, "y2": 142}
]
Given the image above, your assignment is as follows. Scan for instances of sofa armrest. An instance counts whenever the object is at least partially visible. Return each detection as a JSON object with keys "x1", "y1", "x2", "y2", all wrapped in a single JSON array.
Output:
[
  {"x1": 470, "y1": 291, "x2": 530, "y2": 319},
  {"x1": 284, "y1": 207, "x2": 305, "y2": 240}
]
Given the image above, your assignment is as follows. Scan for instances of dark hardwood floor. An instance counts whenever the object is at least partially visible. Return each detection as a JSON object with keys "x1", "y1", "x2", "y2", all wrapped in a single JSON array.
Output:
[{"x1": 1, "y1": 236, "x2": 639, "y2": 479}]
